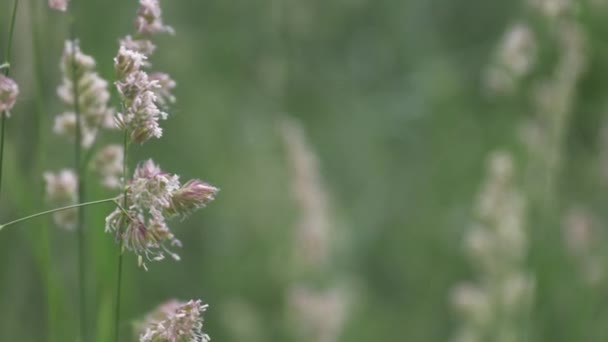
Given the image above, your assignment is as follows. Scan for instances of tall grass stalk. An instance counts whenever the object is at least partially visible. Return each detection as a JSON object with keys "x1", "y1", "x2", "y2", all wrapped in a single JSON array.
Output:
[
  {"x1": 28, "y1": 0, "x2": 59, "y2": 339},
  {"x1": 70, "y1": 29, "x2": 87, "y2": 341},
  {"x1": 67, "y1": 2, "x2": 88, "y2": 338},
  {"x1": 114, "y1": 129, "x2": 129, "y2": 342},
  {"x1": 0, "y1": 0, "x2": 20, "y2": 196}
]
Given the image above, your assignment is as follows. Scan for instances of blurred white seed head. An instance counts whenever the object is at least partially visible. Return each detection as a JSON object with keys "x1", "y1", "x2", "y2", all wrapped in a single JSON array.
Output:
[
  {"x1": 450, "y1": 283, "x2": 493, "y2": 326},
  {"x1": 0, "y1": 75, "x2": 19, "y2": 115},
  {"x1": 56, "y1": 41, "x2": 115, "y2": 147},
  {"x1": 288, "y1": 286, "x2": 349, "y2": 342},
  {"x1": 528, "y1": 0, "x2": 573, "y2": 18},
  {"x1": 499, "y1": 24, "x2": 537, "y2": 76},
  {"x1": 43, "y1": 169, "x2": 78, "y2": 230},
  {"x1": 563, "y1": 207, "x2": 594, "y2": 256},
  {"x1": 484, "y1": 23, "x2": 537, "y2": 95},
  {"x1": 500, "y1": 273, "x2": 535, "y2": 314},
  {"x1": 60, "y1": 41, "x2": 95, "y2": 78},
  {"x1": 562, "y1": 207, "x2": 605, "y2": 285},
  {"x1": 135, "y1": 0, "x2": 175, "y2": 35},
  {"x1": 91, "y1": 144, "x2": 124, "y2": 189},
  {"x1": 280, "y1": 117, "x2": 332, "y2": 268},
  {"x1": 451, "y1": 151, "x2": 532, "y2": 342},
  {"x1": 49, "y1": 0, "x2": 69, "y2": 11},
  {"x1": 139, "y1": 299, "x2": 210, "y2": 342},
  {"x1": 53, "y1": 112, "x2": 96, "y2": 148}
]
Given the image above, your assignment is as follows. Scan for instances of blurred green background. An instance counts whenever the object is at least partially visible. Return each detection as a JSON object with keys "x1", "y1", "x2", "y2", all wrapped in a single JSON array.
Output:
[{"x1": 2, "y1": 0, "x2": 608, "y2": 341}]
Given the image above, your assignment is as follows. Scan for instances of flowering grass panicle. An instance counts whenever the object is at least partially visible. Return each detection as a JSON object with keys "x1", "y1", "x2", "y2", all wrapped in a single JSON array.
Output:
[
  {"x1": 0, "y1": 75, "x2": 19, "y2": 115},
  {"x1": 135, "y1": 0, "x2": 175, "y2": 35},
  {"x1": 281, "y1": 117, "x2": 332, "y2": 268},
  {"x1": 91, "y1": 144, "x2": 124, "y2": 189},
  {"x1": 48, "y1": 0, "x2": 69, "y2": 11},
  {"x1": 139, "y1": 299, "x2": 210, "y2": 342},
  {"x1": 43, "y1": 169, "x2": 78, "y2": 230},
  {"x1": 451, "y1": 151, "x2": 533, "y2": 342},
  {"x1": 120, "y1": 35, "x2": 157, "y2": 56},
  {"x1": 55, "y1": 41, "x2": 115, "y2": 148},
  {"x1": 114, "y1": 47, "x2": 167, "y2": 144},
  {"x1": 164, "y1": 179, "x2": 218, "y2": 218},
  {"x1": 562, "y1": 207, "x2": 605, "y2": 285},
  {"x1": 484, "y1": 23, "x2": 537, "y2": 95},
  {"x1": 288, "y1": 286, "x2": 349, "y2": 342},
  {"x1": 105, "y1": 160, "x2": 218, "y2": 269},
  {"x1": 114, "y1": 0, "x2": 177, "y2": 144},
  {"x1": 149, "y1": 72, "x2": 176, "y2": 107}
]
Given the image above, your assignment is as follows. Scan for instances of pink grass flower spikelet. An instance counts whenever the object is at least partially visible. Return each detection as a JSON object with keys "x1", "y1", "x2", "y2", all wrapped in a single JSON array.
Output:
[
  {"x1": 135, "y1": 0, "x2": 175, "y2": 35},
  {"x1": 166, "y1": 180, "x2": 219, "y2": 218},
  {"x1": 114, "y1": 46, "x2": 168, "y2": 144},
  {"x1": 149, "y1": 72, "x2": 176, "y2": 107},
  {"x1": 139, "y1": 299, "x2": 210, "y2": 342},
  {"x1": 43, "y1": 169, "x2": 78, "y2": 230},
  {"x1": 105, "y1": 160, "x2": 218, "y2": 269},
  {"x1": 0, "y1": 75, "x2": 19, "y2": 115},
  {"x1": 120, "y1": 35, "x2": 157, "y2": 56},
  {"x1": 49, "y1": 0, "x2": 69, "y2": 11},
  {"x1": 114, "y1": 46, "x2": 148, "y2": 79}
]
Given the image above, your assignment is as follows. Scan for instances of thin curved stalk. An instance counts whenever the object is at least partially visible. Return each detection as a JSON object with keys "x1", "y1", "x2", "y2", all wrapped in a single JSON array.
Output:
[
  {"x1": 0, "y1": 198, "x2": 116, "y2": 230},
  {"x1": 114, "y1": 129, "x2": 129, "y2": 342}
]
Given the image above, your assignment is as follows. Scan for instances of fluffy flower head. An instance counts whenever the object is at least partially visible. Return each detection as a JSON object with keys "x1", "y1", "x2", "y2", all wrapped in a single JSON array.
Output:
[
  {"x1": 0, "y1": 75, "x2": 19, "y2": 114},
  {"x1": 49, "y1": 0, "x2": 69, "y2": 11},
  {"x1": 114, "y1": 46, "x2": 168, "y2": 144},
  {"x1": 135, "y1": 0, "x2": 174, "y2": 35},
  {"x1": 55, "y1": 41, "x2": 115, "y2": 147},
  {"x1": 92, "y1": 145, "x2": 124, "y2": 189},
  {"x1": 166, "y1": 180, "x2": 219, "y2": 218},
  {"x1": 43, "y1": 169, "x2": 78, "y2": 230},
  {"x1": 139, "y1": 299, "x2": 210, "y2": 342},
  {"x1": 120, "y1": 36, "x2": 157, "y2": 56},
  {"x1": 105, "y1": 160, "x2": 217, "y2": 269},
  {"x1": 114, "y1": 46, "x2": 148, "y2": 79}
]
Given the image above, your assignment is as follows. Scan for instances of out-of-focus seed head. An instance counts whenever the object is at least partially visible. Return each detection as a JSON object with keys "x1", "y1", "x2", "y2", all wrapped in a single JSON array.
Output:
[
  {"x1": 92, "y1": 145, "x2": 124, "y2": 189},
  {"x1": 53, "y1": 112, "x2": 96, "y2": 148},
  {"x1": 135, "y1": 0, "x2": 175, "y2": 35},
  {"x1": 288, "y1": 286, "x2": 350, "y2": 342},
  {"x1": 61, "y1": 41, "x2": 95, "y2": 79},
  {"x1": 55, "y1": 41, "x2": 115, "y2": 147},
  {"x1": 49, "y1": 0, "x2": 69, "y2": 11},
  {"x1": 44, "y1": 169, "x2": 77, "y2": 203},
  {"x1": 139, "y1": 299, "x2": 210, "y2": 342},
  {"x1": 166, "y1": 180, "x2": 219, "y2": 218},
  {"x1": 43, "y1": 169, "x2": 78, "y2": 230},
  {"x1": 0, "y1": 75, "x2": 19, "y2": 115}
]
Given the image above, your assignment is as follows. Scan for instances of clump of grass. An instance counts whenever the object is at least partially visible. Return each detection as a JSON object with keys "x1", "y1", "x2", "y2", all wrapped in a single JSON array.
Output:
[{"x1": 0, "y1": 0, "x2": 219, "y2": 341}]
